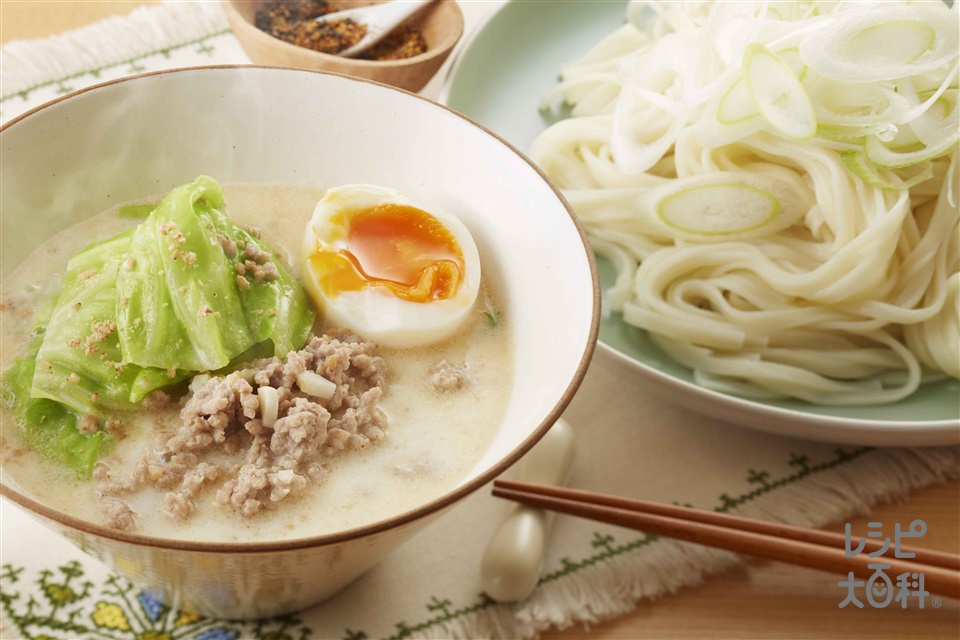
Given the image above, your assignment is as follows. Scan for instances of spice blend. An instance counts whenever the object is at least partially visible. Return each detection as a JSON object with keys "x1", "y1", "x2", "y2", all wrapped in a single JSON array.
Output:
[
  {"x1": 255, "y1": 0, "x2": 429, "y2": 59},
  {"x1": 364, "y1": 27, "x2": 428, "y2": 61}
]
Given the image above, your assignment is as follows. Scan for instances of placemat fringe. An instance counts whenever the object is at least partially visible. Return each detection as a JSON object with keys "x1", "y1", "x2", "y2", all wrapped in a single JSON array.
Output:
[
  {"x1": 0, "y1": 2, "x2": 227, "y2": 95},
  {"x1": 417, "y1": 447, "x2": 960, "y2": 639},
  {"x1": 732, "y1": 447, "x2": 960, "y2": 527}
]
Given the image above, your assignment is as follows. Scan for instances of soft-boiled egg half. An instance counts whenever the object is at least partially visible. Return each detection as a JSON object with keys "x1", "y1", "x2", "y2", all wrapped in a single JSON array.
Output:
[{"x1": 301, "y1": 185, "x2": 481, "y2": 348}]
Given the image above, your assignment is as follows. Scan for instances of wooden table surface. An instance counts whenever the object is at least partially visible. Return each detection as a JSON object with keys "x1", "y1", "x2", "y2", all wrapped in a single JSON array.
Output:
[{"x1": 2, "y1": 2, "x2": 958, "y2": 638}]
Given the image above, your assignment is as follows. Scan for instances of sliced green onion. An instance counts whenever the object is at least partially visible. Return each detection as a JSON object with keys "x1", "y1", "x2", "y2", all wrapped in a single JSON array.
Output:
[
  {"x1": 657, "y1": 183, "x2": 780, "y2": 236},
  {"x1": 717, "y1": 77, "x2": 759, "y2": 125},
  {"x1": 188, "y1": 374, "x2": 211, "y2": 393},
  {"x1": 845, "y1": 20, "x2": 935, "y2": 66},
  {"x1": 865, "y1": 132, "x2": 959, "y2": 169},
  {"x1": 883, "y1": 124, "x2": 922, "y2": 150},
  {"x1": 296, "y1": 371, "x2": 335, "y2": 400},
  {"x1": 644, "y1": 171, "x2": 813, "y2": 242},
  {"x1": 258, "y1": 386, "x2": 279, "y2": 427},
  {"x1": 841, "y1": 151, "x2": 934, "y2": 191},
  {"x1": 799, "y1": 6, "x2": 960, "y2": 81},
  {"x1": 744, "y1": 43, "x2": 817, "y2": 140},
  {"x1": 910, "y1": 89, "x2": 959, "y2": 147},
  {"x1": 811, "y1": 80, "x2": 909, "y2": 127},
  {"x1": 776, "y1": 47, "x2": 807, "y2": 80},
  {"x1": 657, "y1": 184, "x2": 780, "y2": 235}
]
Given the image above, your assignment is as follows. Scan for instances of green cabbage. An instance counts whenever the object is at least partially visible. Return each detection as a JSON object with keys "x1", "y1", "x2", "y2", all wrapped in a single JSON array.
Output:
[
  {"x1": 29, "y1": 231, "x2": 178, "y2": 416},
  {"x1": 2, "y1": 308, "x2": 108, "y2": 477},
  {"x1": 116, "y1": 176, "x2": 314, "y2": 370},
  {"x1": 3, "y1": 176, "x2": 316, "y2": 476}
]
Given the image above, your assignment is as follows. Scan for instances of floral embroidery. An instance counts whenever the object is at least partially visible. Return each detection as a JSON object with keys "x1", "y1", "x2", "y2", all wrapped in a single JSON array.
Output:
[
  {"x1": 0, "y1": 448, "x2": 875, "y2": 640},
  {"x1": 92, "y1": 601, "x2": 132, "y2": 631},
  {"x1": 0, "y1": 560, "x2": 309, "y2": 640}
]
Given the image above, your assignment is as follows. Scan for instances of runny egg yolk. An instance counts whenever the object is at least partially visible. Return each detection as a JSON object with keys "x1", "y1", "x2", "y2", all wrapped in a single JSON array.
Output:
[{"x1": 309, "y1": 203, "x2": 465, "y2": 303}]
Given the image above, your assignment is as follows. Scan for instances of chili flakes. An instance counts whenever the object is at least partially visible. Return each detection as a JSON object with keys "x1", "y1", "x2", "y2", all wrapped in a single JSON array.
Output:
[{"x1": 255, "y1": 0, "x2": 428, "y2": 60}]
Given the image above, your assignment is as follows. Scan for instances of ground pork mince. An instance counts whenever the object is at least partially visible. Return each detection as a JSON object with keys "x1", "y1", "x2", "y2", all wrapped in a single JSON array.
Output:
[
  {"x1": 0, "y1": 184, "x2": 514, "y2": 542},
  {"x1": 95, "y1": 333, "x2": 387, "y2": 529}
]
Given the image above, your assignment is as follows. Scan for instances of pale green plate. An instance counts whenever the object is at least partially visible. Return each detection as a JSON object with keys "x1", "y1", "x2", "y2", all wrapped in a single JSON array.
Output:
[{"x1": 444, "y1": 0, "x2": 959, "y2": 445}]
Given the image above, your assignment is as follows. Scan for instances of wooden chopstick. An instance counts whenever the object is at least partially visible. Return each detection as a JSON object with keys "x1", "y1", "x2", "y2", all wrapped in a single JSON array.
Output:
[
  {"x1": 492, "y1": 479, "x2": 960, "y2": 600},
  {"x1": 493, "y1": 479, "x2": 959, "y2": 571}
]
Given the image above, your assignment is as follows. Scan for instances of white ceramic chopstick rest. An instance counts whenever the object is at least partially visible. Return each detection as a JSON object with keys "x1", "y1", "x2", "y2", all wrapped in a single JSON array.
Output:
[{"x1": 480, "y1": 418, "x2": 576, "y2": 602}]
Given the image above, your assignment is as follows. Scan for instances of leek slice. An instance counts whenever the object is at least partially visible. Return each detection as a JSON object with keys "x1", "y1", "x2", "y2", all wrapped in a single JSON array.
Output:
[
  {"x1": 717, "y1": 77, "x2": 759, "y2": 125},
  {"x1": 810, "y1": 80, "x2": 910, "y2": 128},
  {"x1": 910, "y1": 88, "x2": 959, "y2": 148},
  {"x1": 257, "y1": 386, "x2": 279, "y2": 427},
  {"x1": 841, "y1": 151, "x2": 933, "y2": 191},
  {"x1": 646, "y1": 171, "x2": 813, "y2": 241},
  {"x1": 799, "y1": 6, "x2": 960, "y2": 81},
  {"x1": 847, "y1": 20, "x2": 935, "y2": 66},
  {"x1": 743, "y1": 43, "x2": 816, "y2": 140},
  {"x1": 659, "y1": 184, "x2": 779, "y2": 235},
  {"x1": 865, "y1": 132, "x2": 959, "y2": 169},
  {"x1": 776, "y1": 47, "x2": 807, "y2": 80}
]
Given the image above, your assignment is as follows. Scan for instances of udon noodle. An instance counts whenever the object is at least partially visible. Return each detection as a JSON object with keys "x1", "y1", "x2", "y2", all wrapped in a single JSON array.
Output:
[{"x1": 532, "y1": 0, "x2": 959, "y2": 405}]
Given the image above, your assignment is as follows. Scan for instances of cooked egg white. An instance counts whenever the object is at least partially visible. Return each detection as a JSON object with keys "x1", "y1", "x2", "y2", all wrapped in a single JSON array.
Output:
[{"x1": 301, "y1": 185, "x2": 481, "y2": 347}]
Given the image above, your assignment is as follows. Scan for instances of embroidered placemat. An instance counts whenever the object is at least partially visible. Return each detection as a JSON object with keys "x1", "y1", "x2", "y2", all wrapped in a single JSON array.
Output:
[{"x1": 2, "y1": 3, "x2": 958, "y2": 640}]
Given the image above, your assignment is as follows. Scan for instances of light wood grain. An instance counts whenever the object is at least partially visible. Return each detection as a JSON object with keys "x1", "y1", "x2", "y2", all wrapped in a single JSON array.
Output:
[
  {"x1": 2, "y1": 3, "x2": 958, "y2": 638},
  {"x1": 545, "y1": 483, "x2": 959, "y2": 640},
  {"x1": 0, "y1": 1, "x2": 158, "y2": 44},
  {"x1": 493, "y1": 480, "x2": 960, "y2": 598}
]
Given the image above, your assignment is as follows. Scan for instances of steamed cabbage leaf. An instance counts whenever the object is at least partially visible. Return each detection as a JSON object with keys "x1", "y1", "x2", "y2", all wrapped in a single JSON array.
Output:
[
  {"x1": 115, "y1": 176, "x2": 314, "y2": 370},
  {"x1": 3, "y1": 175, "x2": 315, "y2": 476},
  {"x1": 202, "y1": 198, "x2": 315, "y2": 356},
  {"x1": 2, "y1": 308, "x2": 107, "y2": 477},
  {"x1": 116, "y1": 178, "x2": 251, "y2": 371},
  {"x1": 29, "y1": 231, "x2": 179, "y2": 416}
]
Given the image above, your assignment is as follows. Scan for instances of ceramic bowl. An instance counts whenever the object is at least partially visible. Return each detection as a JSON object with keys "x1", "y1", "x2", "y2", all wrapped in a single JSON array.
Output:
[
  {"x1": 222, "y1": 0, "x2": 463, "y2": 92},
  {"x1": 0, "y1": 66, "x2": 599, "y2": 619},
  {"x1": 443, "y1": 0, "x2": 960, "y2": 446}
]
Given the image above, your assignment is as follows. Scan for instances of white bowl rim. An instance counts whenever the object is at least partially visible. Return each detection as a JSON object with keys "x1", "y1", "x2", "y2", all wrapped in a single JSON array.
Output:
[{"x1": 0, "y1": 64, "x2": 602, "y2": 552}]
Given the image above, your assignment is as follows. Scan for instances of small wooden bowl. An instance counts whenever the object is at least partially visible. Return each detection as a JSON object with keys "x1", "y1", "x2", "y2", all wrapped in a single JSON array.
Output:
[{"x1": 222, "y1": 0, "x2": 463, "y2": 93}]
